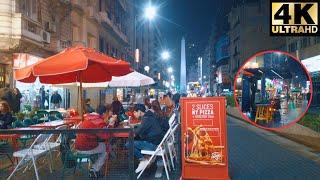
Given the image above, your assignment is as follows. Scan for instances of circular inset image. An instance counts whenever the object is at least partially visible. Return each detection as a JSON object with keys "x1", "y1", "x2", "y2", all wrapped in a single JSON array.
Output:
[{"x1": 234, "y1": 50, "x2": 313, "y2": 130}]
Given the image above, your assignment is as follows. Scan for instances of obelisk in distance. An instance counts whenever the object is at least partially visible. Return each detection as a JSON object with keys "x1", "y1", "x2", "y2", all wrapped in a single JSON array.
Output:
[{"x1": 180, "y1": 37, "x2": 187, "y2": 93}]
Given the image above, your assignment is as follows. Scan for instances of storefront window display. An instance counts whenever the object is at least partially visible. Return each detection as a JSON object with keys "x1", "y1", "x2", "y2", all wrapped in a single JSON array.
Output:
[{"x1": 16, "y1": 79, "x2": 65, "y2": 111}]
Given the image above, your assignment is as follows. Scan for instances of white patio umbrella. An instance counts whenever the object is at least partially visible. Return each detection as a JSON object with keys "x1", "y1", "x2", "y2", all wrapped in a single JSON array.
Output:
[
  {"x1": 108, "y1": 71, "x2": 155, "y2": 87},
  {"x1": 54, "y1": 71, "x2": 154, "y2": 88}
]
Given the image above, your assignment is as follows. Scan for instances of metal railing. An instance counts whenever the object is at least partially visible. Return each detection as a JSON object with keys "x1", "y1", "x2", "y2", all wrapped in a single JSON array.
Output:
[{"x1": 0, "y1": 128, "x2": 135, "y2": 180}]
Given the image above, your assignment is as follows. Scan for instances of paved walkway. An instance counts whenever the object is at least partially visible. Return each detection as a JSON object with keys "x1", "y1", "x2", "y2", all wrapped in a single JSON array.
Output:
[{"x1": 228, "y1": 116, "x2": 320, "y2": 179}]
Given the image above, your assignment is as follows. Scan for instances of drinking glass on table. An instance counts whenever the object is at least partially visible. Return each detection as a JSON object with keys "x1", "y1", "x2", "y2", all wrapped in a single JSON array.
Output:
[{"x1": 123, "y1": 120, "x2": 129, "y2": 128}]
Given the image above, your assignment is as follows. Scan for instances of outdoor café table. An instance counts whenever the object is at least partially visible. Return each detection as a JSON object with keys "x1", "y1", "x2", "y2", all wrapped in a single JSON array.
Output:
[
  {"x1": 63, "y1": 116, "x2": 82, "y2": 124},
  {"x1": 110, "y1": 122, "x2": 141, "y2": 138},
  {"x1": 30, "y1": 120, "x2": 75, "y2": 129},
  {"x1": 0, "y1": 127, "x2": 43, "y2": 150}
]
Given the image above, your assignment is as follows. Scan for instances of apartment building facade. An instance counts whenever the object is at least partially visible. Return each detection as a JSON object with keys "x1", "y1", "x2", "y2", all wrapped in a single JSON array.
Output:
[
  {"x1": 0, "y1": 0, "x2": 158, "y2": 110},
  {"x1": 227, "y1": 0, "x2": 286, "y2": 85}
]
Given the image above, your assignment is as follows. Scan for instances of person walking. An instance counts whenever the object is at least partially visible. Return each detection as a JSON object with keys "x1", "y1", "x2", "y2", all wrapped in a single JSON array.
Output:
[
  {"x1": 12, "y1": 88, "x2": 22, "y2": 113},
  {"x1": 39, "y1": 86, "x2": 46, "y2": 109},
  {"x1": 51, "y1": 91, "x2": 62, "y2": 109}
]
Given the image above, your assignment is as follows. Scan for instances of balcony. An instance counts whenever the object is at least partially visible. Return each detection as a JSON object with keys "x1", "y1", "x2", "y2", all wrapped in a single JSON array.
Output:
[
  {"x1": 97, "y1": 11, "x2": 128, "y2": 45},
  {"x1": 20, "y1": 15, "x2": 43, "y2": 44}
]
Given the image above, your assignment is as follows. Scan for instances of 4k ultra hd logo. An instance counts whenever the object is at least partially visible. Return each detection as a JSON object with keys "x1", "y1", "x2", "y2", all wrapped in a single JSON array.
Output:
[{"x1": 271, "y1": 0, "x2": 320, "y2": 36}]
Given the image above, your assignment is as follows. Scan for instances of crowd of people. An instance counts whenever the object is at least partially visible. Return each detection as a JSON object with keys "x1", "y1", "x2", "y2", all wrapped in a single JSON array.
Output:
[{"x1": 74, "y1": 92, "x2": 178, "y2": 177}]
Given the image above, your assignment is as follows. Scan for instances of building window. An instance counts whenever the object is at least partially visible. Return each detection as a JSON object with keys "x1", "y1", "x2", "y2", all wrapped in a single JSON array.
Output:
[
  {"x1": 99, "y1": 37, "x2": 105, "y2": 53},
  {"x1": 301, "y1": 38, "x2": 311, "y2": 48},
  {"x1": 72, "y1": 26, "x2": 80, "y2": 42},
  {"x1": 105, "y1": 42, "x2": 109, "y2": 55},
  {"x1": 316, "y1": 36, "x2": 320, "y2": 44},
  {"x1": 17, "y1": 0, "x2": 40, "y2": 21},
  {"x1": 289, "y1": 42, "x2": 297, "y2": 52}
]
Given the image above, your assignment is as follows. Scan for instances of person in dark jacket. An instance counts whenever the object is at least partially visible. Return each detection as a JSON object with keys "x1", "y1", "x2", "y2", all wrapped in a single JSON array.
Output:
[
  {"x1": 12, "y1": 88, "x2": 22, "y2": 113},
  {"x1": 84, "y1": 98, "x2": 95, "y2": 113},
  {"x1": 0, "y1": 101, "x2": 14, "y2": 129},
  {"x1": 132, "y1": 104, "x2": 163, "y2": 173},
  {"x1": 51, "y1": 91, "x2": 62, "y2": 109},
  {"x1": 39, "y1": 86, "x2": 46, "y2": 109},
  {"x1": 111, "y1": 96, "x2": 124, "y2": 115}
]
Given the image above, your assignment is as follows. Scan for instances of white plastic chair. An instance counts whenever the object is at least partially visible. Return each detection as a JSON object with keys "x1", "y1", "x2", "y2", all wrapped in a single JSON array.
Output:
[
  {"x1": 8, "y1": 134, "x2": 53, "y2": 180},
  {"x1": 166, "y1": 123, "x2": 179, "y2": 170},
  {"x1": 168, "y1": 113, "x2": 176, "y2": 127},
  {"x1": 137, "y1": 129, "x2": 172, "y2": 180},
  {"x1": 46, "y1": 125, "x2": 69, "y2": 151}
]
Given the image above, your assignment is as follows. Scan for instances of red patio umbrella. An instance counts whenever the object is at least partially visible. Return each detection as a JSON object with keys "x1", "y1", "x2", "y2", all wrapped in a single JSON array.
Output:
[{"x1": 14, "y1": 46, "x2": 132, "y2": 120}]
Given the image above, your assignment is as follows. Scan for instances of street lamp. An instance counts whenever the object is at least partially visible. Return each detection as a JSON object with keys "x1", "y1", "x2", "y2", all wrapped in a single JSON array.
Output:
[
  {"x1": 161, "y1": 50, "x2": 170, "y2": 60},
  {"x1": 167, "y1": 67, "x2": 173, "y2": 73},
  {"x1": 144, "y1": 4, "x2": 157, "y2": 21},
  {"x1": 144, "y1": 66, "x2": 150, "y2": 73}
]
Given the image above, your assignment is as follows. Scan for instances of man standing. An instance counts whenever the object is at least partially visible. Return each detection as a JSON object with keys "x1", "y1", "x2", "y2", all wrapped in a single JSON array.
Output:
[
  {"x1": 39, "y1": 86, "x2": 46, "y2": 109},
  {"x1": 132, "y1": 104, "x2": 163, "y2": 173},
  {"x1": 50, "y1": 91, "x2": 62, "y2": 109}
]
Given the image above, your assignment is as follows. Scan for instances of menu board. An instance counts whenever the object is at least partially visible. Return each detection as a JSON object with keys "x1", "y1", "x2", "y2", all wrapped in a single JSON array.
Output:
[{"x1": 181, "y1": 97, "x2": 228, "y2": 179}]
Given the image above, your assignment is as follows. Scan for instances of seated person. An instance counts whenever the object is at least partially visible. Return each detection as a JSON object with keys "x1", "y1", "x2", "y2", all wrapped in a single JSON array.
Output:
[
  {"x1": 0, "y1": 101, "x2": 13, "y2": 129},
  {"x1": 75, "y1": 115, "x2": 109, "y2": 177},
  {"x1": 84, "y1": 98, "x2": 95, "y2": 113},
  {"x1": 125, "y1": 104, "x2": 140, "y2": 124},
  {"x1": 103, "y1": 104, "x2": 117, "y2": 128},
  {"x1": 131, "y1": 104, "x2": 163, "y2": 173},
  {"x1": 151, "y1": 100, "x2": 169, "y2": 137},
  {"x1": 96, "y1": 104, "x2": 106, "y2": 115}
]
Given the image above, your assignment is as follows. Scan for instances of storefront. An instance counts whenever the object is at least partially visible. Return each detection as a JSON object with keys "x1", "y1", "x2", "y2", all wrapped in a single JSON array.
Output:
[{"x1": 13, "y1": 53, "x2": 67, "y2": 110}]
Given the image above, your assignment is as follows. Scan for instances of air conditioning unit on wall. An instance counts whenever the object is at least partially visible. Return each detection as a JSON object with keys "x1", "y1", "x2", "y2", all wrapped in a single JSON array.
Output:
[{"x1": 42, "y1": 31, "x2": 51, "y2": 43}]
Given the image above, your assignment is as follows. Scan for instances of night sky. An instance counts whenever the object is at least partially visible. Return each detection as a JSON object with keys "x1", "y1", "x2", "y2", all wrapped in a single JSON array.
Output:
[{"x1": 152, "y1": 0, "x2": 233, "y2": 79}]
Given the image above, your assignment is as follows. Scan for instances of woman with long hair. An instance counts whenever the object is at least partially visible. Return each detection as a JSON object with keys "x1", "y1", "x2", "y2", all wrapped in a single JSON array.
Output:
[
  {"x1": 151, "y1": 100, "x2": 169, "y2": 136},
  {"x1": 0, "y1": 101, "x2": 13, "y2": 129},
  {"x1": 144, "y1": 97, "x2": 152, "y2": 110}
]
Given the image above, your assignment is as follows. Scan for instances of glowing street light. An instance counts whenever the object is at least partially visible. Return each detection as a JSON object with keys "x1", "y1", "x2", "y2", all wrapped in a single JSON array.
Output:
[
  {"x1": 144, "y1": 66, "x2": 150, "y2": 73},
  {"x1": 144, "y1": 5, "x2": 157, "y2": 20},
  {"x1": 161, "y1": 50, "x2": 170, "y2": 60},
  {"x1": 167, "y1": 67, "x2": 173, "y2": 73}
]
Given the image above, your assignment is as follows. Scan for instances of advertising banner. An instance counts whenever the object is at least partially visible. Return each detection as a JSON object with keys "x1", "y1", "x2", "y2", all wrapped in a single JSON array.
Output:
[{"x1": 181, "y1": 97, "x2": 229, "y2": 180}]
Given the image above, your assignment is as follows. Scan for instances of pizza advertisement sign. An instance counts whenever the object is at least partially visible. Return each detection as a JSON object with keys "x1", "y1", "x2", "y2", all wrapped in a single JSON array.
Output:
[{"x1": 181, "y1": 97, "x2": 229, "y2": 180}]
